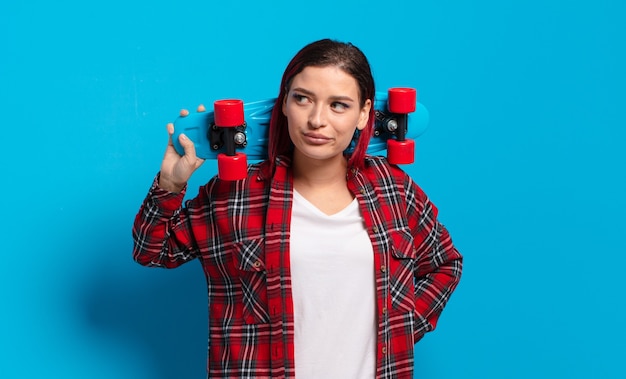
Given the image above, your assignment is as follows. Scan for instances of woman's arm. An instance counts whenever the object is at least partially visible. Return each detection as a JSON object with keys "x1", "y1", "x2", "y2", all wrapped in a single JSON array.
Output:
[
  {"x1": 132, "y1": 176, "x2": 200, "y2": 268},
  {"x1": 132, "y1": 122, "x2": 206, "y2": 268},
  {"x1": 406, "y1": 178, "x2": 463, "y2": 340}
]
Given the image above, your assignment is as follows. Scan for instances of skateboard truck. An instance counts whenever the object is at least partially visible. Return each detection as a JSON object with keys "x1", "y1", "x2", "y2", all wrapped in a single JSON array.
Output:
[
  {"x1": 212, "y1": 100, "x2": 248, "y2": 181},
  {"x1": 383, "y1": 88, "x2": 417, "y2": 165}
]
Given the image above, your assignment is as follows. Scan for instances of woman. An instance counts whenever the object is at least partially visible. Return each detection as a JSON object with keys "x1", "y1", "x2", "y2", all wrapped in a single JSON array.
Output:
[{"x1": 133, "y1": 38, "x2": 462, "y2": 378}]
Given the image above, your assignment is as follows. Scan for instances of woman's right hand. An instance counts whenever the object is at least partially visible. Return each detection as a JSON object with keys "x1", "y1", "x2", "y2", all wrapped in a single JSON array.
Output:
[{"x1": 158, "y1": 122, "x2": 205, "y2": 193}]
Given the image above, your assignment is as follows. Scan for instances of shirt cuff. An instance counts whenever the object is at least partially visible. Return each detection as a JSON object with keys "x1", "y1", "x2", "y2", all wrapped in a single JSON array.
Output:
[{"x1": 149, "y1": 173, "x2": 187, "y2": 212}]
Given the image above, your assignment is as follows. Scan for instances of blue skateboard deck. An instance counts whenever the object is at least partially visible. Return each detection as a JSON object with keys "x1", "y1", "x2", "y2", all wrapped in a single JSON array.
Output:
[{"x1": 171, "y1": 91, "x2": 429, "y2": 161}]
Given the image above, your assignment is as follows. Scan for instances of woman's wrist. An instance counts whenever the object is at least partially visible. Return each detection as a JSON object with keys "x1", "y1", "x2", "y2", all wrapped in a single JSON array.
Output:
[{"x1": 158, "y1": 175, "x2": 185, "y2": 193}]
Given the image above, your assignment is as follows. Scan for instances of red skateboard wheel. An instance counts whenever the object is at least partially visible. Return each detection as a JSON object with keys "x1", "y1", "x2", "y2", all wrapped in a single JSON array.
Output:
[
  {"x1": 217, "y1": 152, "x2": 248, "y2": 180},
  {"x1": 388, "y1": 88, "x2": 417, "y2": 114},
  {"x1": 214, "y1": 99, "x2": 244, "y2": 127},
  {"x1": 387, "y1": 139, "x2": 415, "y2": 165}
]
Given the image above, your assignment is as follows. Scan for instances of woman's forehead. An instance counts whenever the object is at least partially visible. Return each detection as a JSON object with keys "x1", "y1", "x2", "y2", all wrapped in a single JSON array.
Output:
[{"x1": 289, "y1": 66, "x2": 360, "y2": 97}]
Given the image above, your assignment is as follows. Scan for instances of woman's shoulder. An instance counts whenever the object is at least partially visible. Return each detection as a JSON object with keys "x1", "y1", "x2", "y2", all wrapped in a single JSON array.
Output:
[
  {"x1": 361, "y1": 156, "x2": 427, "y2": 199},
  {"x1": 363, "y1": 155, "x2": 410, "y2": 180}
]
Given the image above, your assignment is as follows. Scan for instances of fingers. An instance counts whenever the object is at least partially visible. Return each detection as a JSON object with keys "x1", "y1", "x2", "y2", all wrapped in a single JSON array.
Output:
[
  {"x1": 164, "y1": 121, "x2": 204, "y2": 174},
  {"x1": 166, "y1": 123, "x2": 175, "y2": 148},
  {"x1": 166, "y1": 122, "x2": 195, "y2": 157},
  {"x1": 178, "y1": 133, "x2": 205, "y2": 168},
  {"x1": 159, "y1": 121, "x2": 203, "y2": 191},
  {"x1": 178, "y1": 133, "x2": 195, "y2": 157}
]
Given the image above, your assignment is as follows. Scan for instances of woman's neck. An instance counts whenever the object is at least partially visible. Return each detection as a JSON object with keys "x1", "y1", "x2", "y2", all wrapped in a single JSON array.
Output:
[
  {"x1": 292, "y1": 152, "x2": 348, "y2": 189},
  {"x1": 291, "y1": 152, "x2": 355, "y2": 215}
]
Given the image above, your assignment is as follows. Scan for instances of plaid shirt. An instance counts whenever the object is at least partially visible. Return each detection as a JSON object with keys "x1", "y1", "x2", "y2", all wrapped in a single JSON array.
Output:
[{"x1": 133, "y1": 155, "x2": 462, "y2": 378}]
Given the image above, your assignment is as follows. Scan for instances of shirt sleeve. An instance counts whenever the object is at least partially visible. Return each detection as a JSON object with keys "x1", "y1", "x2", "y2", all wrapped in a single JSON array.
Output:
[
  {"x1": 405, "y1": 176, "x2": 463, "y2": 341},
  {"x1": 132, "y1": 174, "x2": 199, "y2": 268}
]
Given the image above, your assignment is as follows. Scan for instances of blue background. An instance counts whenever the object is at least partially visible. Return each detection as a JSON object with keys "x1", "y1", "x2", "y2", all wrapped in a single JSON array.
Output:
[{"x1": 2, "y1": 0, "x2": 625, "y2": 378}]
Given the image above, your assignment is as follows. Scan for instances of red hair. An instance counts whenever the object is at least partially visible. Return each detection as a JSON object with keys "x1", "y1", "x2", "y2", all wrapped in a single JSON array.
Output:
[{"x1": 267, "y1": 39, "x2": 376, "y2": 172}]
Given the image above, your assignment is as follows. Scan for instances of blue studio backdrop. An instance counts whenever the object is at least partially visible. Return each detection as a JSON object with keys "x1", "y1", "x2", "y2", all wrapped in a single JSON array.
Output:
[{"x1": 2, "y1": 1, "x2": 625, "y2": 378}]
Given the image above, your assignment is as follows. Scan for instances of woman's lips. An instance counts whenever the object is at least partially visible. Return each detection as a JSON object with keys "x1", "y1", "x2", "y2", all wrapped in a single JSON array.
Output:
[{"x1": 303, "y1": 132, "x2": 332, "y2": 145}]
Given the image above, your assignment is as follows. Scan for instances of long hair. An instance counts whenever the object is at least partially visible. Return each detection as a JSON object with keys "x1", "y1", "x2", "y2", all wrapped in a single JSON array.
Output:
[{"x1": 267, "y1": 39, "x2": 376, "y2": 172}]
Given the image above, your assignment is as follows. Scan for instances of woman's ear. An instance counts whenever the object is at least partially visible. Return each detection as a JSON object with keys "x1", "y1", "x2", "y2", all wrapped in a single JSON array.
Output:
[
  {"x1": 356, "y1": 99, "x2": 372, "y2": 131},
  {"x1": 282, "y1": 92, "x2": 288, "y2": 116}
]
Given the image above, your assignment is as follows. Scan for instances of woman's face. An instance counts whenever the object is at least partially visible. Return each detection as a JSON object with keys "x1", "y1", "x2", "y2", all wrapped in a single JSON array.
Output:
[{"x1": 282, "y1": 65, "x2": 371, "y2": 165}]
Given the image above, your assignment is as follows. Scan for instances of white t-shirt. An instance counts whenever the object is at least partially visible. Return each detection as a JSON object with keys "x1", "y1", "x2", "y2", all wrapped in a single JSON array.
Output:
[{"x1": 290, "y1": 189, "x2": 376, "y2": 378}]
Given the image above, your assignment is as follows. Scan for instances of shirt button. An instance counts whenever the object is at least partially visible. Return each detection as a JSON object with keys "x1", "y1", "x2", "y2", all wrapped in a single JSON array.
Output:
[
  {"x1": 382, "y1": 307, "x2": 387, "y2": 314},
  {"x1": 372, "y1": 225, "x2": 379, "y2": 233},
  {"x1": 382, "y1": 346, "x2": 388, "y2": 354},
  {"x1": 360, "y1": 188, "x2": 366, "y2": 195},
  {"x1": 380, "y1": 265, "x2": 386, "y2": 273},
  {"x1": 253, "y1": 260, "x2": 261, "y2": 268}
]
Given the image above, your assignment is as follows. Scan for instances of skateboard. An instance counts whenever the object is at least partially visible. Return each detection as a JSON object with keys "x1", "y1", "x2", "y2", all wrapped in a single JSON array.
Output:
[{"x1": 172, "y1": 88, "x2": 429, "y2": 180}]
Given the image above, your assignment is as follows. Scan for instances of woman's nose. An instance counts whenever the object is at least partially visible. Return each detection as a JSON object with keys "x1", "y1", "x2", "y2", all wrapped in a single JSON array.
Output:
[{"x1": 307, "y1": 104, "x2": 327, "y2": 129}]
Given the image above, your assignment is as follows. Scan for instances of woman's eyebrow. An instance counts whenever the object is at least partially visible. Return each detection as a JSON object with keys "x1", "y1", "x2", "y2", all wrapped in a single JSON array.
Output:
[
  {"x1": 291, "y1": 87, "x2": 355, "y2": 102},
  {"x1": 290, "y1": 87, "x2": 315, "y2": 96}
]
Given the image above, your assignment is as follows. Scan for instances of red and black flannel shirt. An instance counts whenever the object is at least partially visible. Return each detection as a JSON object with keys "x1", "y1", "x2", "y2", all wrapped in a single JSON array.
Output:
[{"x1": 132, "y1": 155, "x2": 462, "y2": 378}]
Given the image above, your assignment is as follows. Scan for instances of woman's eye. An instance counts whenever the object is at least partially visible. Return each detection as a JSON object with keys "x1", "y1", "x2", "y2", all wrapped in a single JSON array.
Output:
[
  {"x1": 331, "y1": 102, "x2": 349, "y2": 111},
  {"x1": 292, "y1": 94, "x2": 308, "y2": 104}
]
